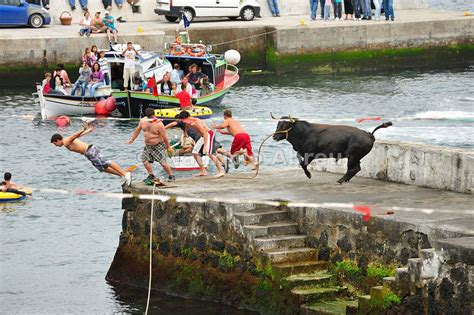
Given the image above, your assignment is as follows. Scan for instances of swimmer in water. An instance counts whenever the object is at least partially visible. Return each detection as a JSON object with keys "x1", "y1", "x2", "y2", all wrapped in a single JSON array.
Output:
[{"x1": 50, "y1": 122, "x2": 131, "y2": 186}]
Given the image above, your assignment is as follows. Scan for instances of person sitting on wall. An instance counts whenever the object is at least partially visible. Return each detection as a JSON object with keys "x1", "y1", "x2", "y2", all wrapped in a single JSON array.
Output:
[
  {"x1": 79, "y1": 11, "x2": 93, "y2": 37},
  {"x1": 91, "y1": 12, "x2": 107, "y2": 33},
  {"x1": 103, "y1": 11, "x2": 119, "y2": 45}
]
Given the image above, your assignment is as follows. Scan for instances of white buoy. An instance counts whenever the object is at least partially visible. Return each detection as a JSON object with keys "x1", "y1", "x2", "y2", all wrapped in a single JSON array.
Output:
[{"x1": 224, "y1": 49, "x2": 241, "y2": 65}]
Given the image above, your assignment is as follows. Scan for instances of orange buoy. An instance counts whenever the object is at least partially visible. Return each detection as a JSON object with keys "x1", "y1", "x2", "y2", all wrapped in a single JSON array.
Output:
[
  {"x1": 55, "y1": 115, "x2": 70, "y2": 127},
  {"x1": 95, "y1": 97, "x2": 116, "y2": 116}
]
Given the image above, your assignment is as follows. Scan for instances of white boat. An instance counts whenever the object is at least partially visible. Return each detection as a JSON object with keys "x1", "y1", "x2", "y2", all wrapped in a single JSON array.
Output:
[
  {"x1": 34, "y1": 44, "x2": 172, "y2": 120},
  {"x1": 170, "y1": 155, "x2": 210, "y2": 171}
]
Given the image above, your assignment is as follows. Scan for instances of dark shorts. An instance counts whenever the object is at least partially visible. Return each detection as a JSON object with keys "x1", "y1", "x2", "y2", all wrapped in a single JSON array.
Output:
[
  {"x1": 85, "y1": 145, "x2": 111, "y2": 172},
  {"x1": 142, "y1": 142, "x2": 166, "y2": 164}
]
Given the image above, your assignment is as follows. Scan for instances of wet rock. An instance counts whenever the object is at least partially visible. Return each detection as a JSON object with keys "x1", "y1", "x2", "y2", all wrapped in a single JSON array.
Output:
[
  {"x1": 209, "y1": 254, "x2": 219, "y2": 268},
  {"x1": 450, "y1": 266, "x2": 467, "y2": 283},
  {"x1": 358, "y1": 255, "x2": 369, "y2": 273},
  {"x1": 331, "y1": 253, "x2": 342, "y2": 264},
  {"x1": 159, "y1": 241, "x2": 170, "y2": 256},
  {"x1": 205, "y1": 221, "x2": 219, "y2": 234},
  {"x1": 306, "y1": 235, "x2": 319, "y2": 248},
  {"x1": 400, "y1": 248, "x2": 410, "y2": 265},
  {"x1": 195, "y1": 234, "x2": 207, "y2": 251},
  {"x1": 383, "y1": 248, "x2": 396, "y2": 263},
  {"x1": 337, "y1": 236, "x2": 352, "y2": 253},
  {"x1": 225, "y1": 243, "x2": 239, "y2": 256},
  {"x1": 318, "y1": 247, "x2": 330, "y2": 261},
  {"x1": 210, "y1": 239, "x2": 225, "y2": 251},
  {"x1": 439, "y1": 278, "x2": 454, "y2": 300},
  {"x1": 171, "y1": 241, "x2": 181, "y2": 257},
  {"x1": 174, "y1": 210, "x2": 189, "y2": 226},
  {"x1": 319, "y1": 230, "x2": 329, "y2": 247}
]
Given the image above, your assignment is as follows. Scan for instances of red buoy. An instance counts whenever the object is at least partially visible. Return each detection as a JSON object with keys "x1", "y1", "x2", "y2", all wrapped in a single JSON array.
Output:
[
  {"x1": 55, "y1": 115, "x2": 70, "y2": 127},
  {"x1": 95, "y1": 97, "x2": 116, "y2": 116}
]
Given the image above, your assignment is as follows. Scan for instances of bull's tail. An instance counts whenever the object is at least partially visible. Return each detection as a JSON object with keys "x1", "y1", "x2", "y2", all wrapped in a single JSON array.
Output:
[{"x1": 371, "y1": 121, "x2": 393, "y2": 135}]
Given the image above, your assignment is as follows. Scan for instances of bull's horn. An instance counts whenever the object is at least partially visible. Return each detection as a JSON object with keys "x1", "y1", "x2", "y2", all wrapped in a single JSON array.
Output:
[
  {"x1": 288, "y1": 114, "x2": 296, "y2": 123},
  {"x1": 270, "y1": 112, "x2": 279, "y2": 120}
]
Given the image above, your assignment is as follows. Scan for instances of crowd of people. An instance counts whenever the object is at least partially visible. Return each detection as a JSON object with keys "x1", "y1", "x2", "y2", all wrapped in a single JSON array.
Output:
[
  {"x1": 79, "y1": 11, "x2": 119, "y2": 45},
  {"x1": 268, "y1": 0, "x2": 395, "y2": 21}
]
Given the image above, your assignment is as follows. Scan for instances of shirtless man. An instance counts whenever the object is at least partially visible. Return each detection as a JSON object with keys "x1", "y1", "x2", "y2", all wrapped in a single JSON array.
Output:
[
  {"x1": 177, "y1": 111, "x2": 225, "y2": 177},
  {"x1": 212, "y1": 109, "x2": 257, "y2": 170},
  {"x1": 51, "y1": 122, "x2": 131, "y2": 185},
  {"x1": 127, "y1": 108, "x2": 175, "y2": 184},
  {"x1": 1, "y1": 172, "x2": 27, "y2": 196}
]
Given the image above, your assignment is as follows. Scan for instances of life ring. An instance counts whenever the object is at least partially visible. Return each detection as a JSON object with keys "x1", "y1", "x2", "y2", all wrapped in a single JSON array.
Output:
[
  {"x1": 187, "y1": 47, "x2": 205, "y2": 57},
  {"x1": 175, "y1": 36, "x2": 182, "y2": 45},
  {"x1": 171, "y1": 44, "x2": 186, "y2": 56}
]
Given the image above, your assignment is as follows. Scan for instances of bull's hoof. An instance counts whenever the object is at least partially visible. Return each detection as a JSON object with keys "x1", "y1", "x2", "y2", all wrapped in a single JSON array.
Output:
[
  {"x1": 304, "y1": 171, "x2": 312, "y2": 179},
  {"x1": 337, "y1": 179, "x2": 344, "y2": 184}
]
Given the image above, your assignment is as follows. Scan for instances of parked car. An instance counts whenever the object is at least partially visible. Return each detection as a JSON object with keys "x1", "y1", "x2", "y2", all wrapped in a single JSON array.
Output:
[
  {"x1": 0, "y1": 0, "x2": 51, "y2": 28},
  {"x1": 155, "y1": 0, "x2": 261, "y2": 22}
]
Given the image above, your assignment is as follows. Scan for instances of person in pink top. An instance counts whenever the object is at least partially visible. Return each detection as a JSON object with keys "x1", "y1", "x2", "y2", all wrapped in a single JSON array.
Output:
[{"x1": 89, "y1": 63, "x2": 104, "y2": 96}]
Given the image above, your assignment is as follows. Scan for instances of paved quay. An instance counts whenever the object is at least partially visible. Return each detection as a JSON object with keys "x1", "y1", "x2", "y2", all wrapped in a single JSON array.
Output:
[
  {"x1": 128, "y1": 168, "x2": 474, "y2": 239},
  {"x1": 0, "y1": 9, "x2": 472, "y2": 68}
]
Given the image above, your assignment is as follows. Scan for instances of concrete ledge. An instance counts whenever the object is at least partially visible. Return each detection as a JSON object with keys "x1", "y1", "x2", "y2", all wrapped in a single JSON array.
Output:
[{"x1": 310, "y1": 140, "x2": 474, "y2": 194}]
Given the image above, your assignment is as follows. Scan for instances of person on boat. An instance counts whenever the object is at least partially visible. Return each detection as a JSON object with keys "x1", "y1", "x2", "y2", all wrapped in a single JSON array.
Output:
[
  {"x1": 98, "y1": 51, "x2": 110, "y2": 85},
  {"x1": 52, "y1": 74, "x2": 68, "y2": 95},
  {"x1": 92, "y1": 12, "x2": 107, "y2": 33},
  {"x1": 170, "y1": 83, "x2": 178, "y2": 96},
  {"x1": 127, "y1": 108, "x2": 175, "y2": 184},
  {"x1": 177, "y1": 111, "x2": 225, "y2": 178},
  {"x1": 186, "y1": 64, "x2": 207, "y2": 96},
  {"x1": 170, "y1": 63, "x2": 184, "y2": 85},
  {"x1": 103, "y1": 10, "x2": 119, "y2": 45},
  {"x1": 53, "y1": 64, "x2": 72, "y2": 88},
  {"x1": 88, "y1": 62, "x2": 105, "y2": 96},
  {"x1": 71, "y1": 62, "x2": 92, "y2": 97},
  {"x1": 42, "y1": 72, "x2": 51, "y2": 94},
  {"x1": 82, "y1": 47, "x2": 97, "y2": 68},
  {"x1": 91, "y1": 45, "x2": 99, "y2": 58},
  {"x1": 159, "y1": 73, "x2": 173, "y2": 96},
  {"x1": 79, "y1": 11, "x2": 93, "y2": 37},
  {"x1": 175, "y1": 84, "x2": 192, "y2": 108},
  {"x1": 176, "y1": 77, "x2": 193, "y2": 97},
  {"x1": 212, "y1": 109, "x2": 258, "y2": 170},
  {"x1": 122, "y1": 42, "x2": 140, "y2": 91},
  {"x1": 200, "y1": 77, "x2": 214, "y2": 96},
  {"x1": 51, "y1": 122, "x2": 131, "y2": 186}
]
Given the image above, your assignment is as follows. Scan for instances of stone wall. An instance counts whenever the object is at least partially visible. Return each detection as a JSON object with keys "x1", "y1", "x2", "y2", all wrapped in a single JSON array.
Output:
[
  {"x1": 47, "y1": 0, "x2": 429, "y2": 25},
  {"x1": 310, "y1": 140, "x2": 473, "y2": 194},
  {"x1": 106, "y1": 194, "x2": 299, "y2": 313}
]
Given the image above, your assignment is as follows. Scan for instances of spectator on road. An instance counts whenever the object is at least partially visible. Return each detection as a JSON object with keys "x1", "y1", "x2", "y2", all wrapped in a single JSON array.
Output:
[
  {"x1": 344, "y1": 0, "x2": 353, "y2": 20},
  {"x1": 310, "y1": 0, "x2": 320, "y2": 21},
  {"x1": 352, "y1": 0, "x2": 361, "y2": 20},
  {"x1": 324, "y1": 0, "x2": 332, "y2": 20},
  {"x1": 102, "y1": 0, "x2": 123, "y2": 10},
  {"x1": 373, "y1": 0, "x2": 383, "y2": 21},
  {"x1": 69, "y1": 0, "x2": 88, "y2": 11},
  {"x1": 334, "y1": 0, "x2": 342, "y2": 20},
  {"x1": 383, "y1": 0, "x2": 395, "y2": 21},
  {"x1": 267, "y1": 0, "x2": 280, "y2": 17},
  {"x1": 361, "y1": 0, "x2": 371, "y2": 20},
  {"x1": 79, "y1": 11, "x2": 92, "y2": 37},
  {"x1": 103, "y1": 10, "x2": 119, "y2": 45}
]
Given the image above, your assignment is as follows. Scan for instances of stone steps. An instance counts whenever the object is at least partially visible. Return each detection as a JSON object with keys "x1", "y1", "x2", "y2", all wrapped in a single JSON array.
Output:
[
  {"x1": 243, "y1": 221, "x2": 299, "y2": 238},
  {"x1": 282, "y1": 271, "x2": 336, "y2": 288},
  {"x1": 300, "y1": 299, "x2": 359, "y2": 315},
  {"x1": 292, "y1": 286, "x2": 348, "y2": 304},
  {"x1": 234, "y1": 209, "x2": 288, "y2": 225},
  {"x1": 273, "y1": 260, "x2": 328, "y2": 276},
  {"x1": 254, "y1": 234, "x2": 307, "y2": 250},
  {"x1": 264, "y1": 247, "x2": 318, "y2": 263}
]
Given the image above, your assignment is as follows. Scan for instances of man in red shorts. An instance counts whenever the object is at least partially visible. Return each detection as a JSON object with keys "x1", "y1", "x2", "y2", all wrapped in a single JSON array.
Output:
[{"x1": 212, "y1": 110, "x2": 257, "y2": 170}]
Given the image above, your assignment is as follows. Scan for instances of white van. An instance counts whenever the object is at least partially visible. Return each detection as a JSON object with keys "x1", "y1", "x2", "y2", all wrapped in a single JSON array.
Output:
[{"x1": 155, "y1": 0, "x2": 261, "y2": 22}]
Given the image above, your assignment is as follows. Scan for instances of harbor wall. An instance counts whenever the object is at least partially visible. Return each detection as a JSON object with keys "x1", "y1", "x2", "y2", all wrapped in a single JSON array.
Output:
[
  {"x1": 46, "y1": 0, "x2": 429, "y2": 25},
  {"x1": 310, "y1": 140, "x2": 474, "y2": 194},
  {"x1": 1, "y1": 13, "x2": 473, "y2": 71},
  {"x1": 107, "y1": 183, "x2": 473, "y2": 313}
]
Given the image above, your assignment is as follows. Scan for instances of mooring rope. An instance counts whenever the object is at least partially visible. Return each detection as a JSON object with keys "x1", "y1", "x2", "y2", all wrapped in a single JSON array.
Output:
[
  {"x1": 144, "y1": 183, "x2": 156, "y2": 315},
  {"x1": 212, "y1": 29, "x2": 280, "y2": 47}
]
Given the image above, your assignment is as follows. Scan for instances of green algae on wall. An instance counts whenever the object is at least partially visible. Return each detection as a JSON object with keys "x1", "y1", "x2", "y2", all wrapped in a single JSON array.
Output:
[{"x1": 265, "y1": 44, "x2": 474, "y2": 73}]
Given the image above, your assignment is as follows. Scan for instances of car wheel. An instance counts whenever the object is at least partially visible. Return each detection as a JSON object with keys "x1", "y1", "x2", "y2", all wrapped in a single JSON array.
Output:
[
  {"x1": 165, "y1": 15, "x2": 179, "y2": 22},
  {"x1": 29, "y1": 14, "x2": 44, "y2": 28},
  {"x1": 182, "y1": 8, "x2": 194, "y2": 22},
  {"x1": 228, "y1": 16, "x2": 238, "y2": 20},
  {"x1": 240, "y1": 7, "x2": 255, "y2": 21}
]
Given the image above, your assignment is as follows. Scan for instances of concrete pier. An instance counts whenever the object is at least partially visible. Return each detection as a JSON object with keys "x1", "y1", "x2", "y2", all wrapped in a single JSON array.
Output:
[{"x1": 0, "y1": 10, "x2": 472, "y2": 70}]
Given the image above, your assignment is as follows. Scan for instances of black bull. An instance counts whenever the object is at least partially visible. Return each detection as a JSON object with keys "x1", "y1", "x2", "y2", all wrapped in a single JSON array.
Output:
[{"x1": 273, "y1": 117, "x2": 392, "y2": 183}]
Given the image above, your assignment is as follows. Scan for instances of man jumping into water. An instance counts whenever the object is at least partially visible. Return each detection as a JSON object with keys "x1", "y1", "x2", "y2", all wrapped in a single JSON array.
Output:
[
  {"x1": 50, "y1": 122, "x2": 131, "y2": 185},
  {"x1": 212, "y1": 110, "x2": 258, "y2": 170},
  {"x1": 177, "y1": 111, "x2": 225, "y2": 177},
  {"x1": 127, "y1": 107, "x2": 175, "y2": 184}
]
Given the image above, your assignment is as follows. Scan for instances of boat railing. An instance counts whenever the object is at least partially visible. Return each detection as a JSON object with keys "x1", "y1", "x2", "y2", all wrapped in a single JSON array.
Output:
[{"x1": 226, "y1": 64, "x2": 239, "y2": 78}]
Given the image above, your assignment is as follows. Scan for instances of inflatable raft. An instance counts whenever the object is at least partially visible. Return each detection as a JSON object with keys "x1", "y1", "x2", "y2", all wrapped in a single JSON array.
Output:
[
  {"x1": 0, "y1": 188, "x2": 32, "y2": 203},
  {"x1": 154, "y1": 106, "x2": 213, "y2": 120}
]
